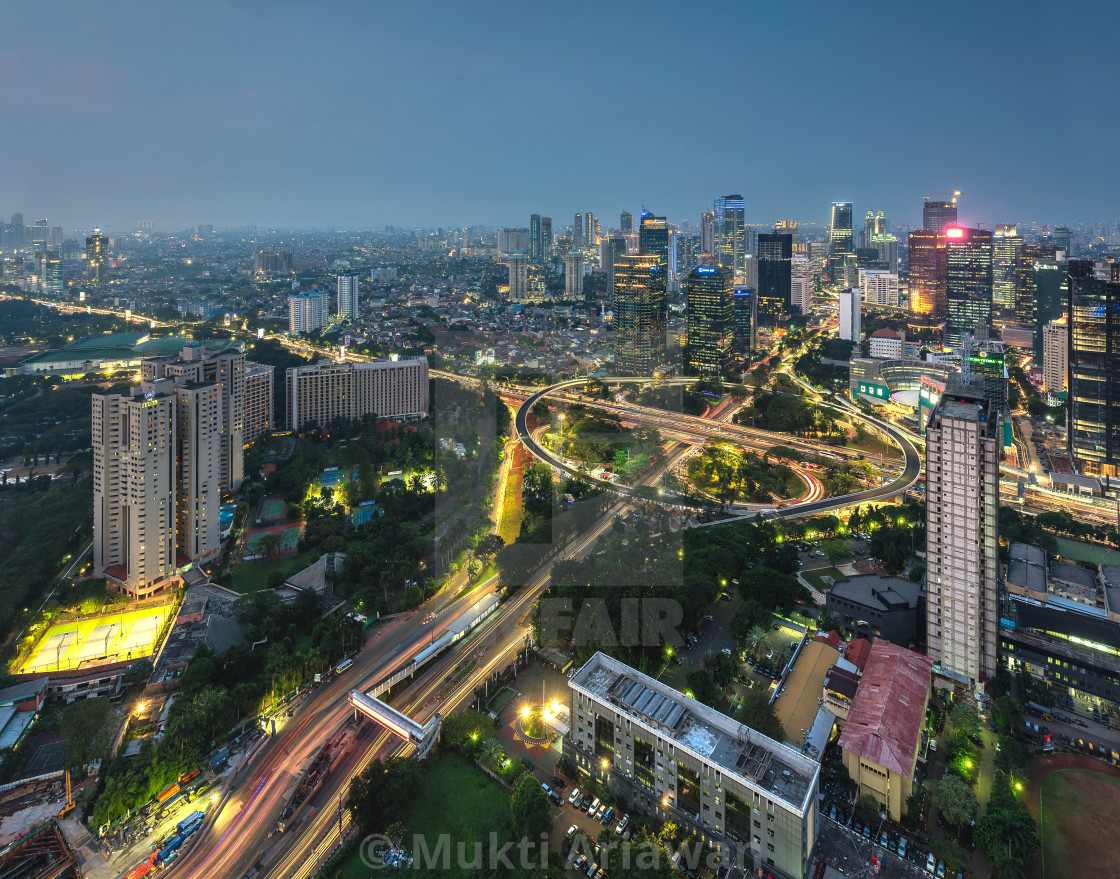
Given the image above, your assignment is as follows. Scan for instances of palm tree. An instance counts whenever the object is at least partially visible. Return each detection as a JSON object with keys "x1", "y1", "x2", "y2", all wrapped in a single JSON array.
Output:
[
  {"x1": 747, "y1": 626, "x2": 770, "y2": 661},
  {"x1": 482, "y1": 738, "x2": 504, "y2": 769}
]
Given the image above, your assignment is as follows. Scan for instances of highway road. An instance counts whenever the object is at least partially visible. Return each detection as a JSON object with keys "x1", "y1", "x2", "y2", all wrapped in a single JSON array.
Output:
[{"x1": 515, "y1": 376, "x2": 922, "y2": 525}]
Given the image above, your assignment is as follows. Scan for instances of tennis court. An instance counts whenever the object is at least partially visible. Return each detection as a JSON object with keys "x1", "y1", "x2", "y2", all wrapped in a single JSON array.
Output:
[
  {"x1": 258, "y1": 496, "x2": 287, "y2": 522},
  {"x1": 18, "y1": 605, "x2": 173, "y2": 673},
  {"x1": 22, "y1": 740, "x2": 67, "y2": 776},
  {"x1": 245, "y1": 524, "x2": 302, "y2": 555}
]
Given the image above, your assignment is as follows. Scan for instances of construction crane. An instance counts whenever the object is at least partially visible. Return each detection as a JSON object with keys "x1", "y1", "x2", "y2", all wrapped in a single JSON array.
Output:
[{"x1": 58, "y1": 768, "x2": 74, "y2": 819}]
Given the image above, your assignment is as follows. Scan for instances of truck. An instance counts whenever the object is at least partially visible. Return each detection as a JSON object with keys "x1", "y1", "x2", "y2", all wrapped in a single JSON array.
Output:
[
  {"x1": 176, "y1": 811, "x2": 205, "y2": 835},
  {"x1": 156, "y1": 783, "x2": 180, "y2": 804},
  {"x1": 1025, "y1": 701, "x2": 1052, "y2": 721},
  {"x1": 209, "y1": 747, "x2": 230, "y2": 773}
]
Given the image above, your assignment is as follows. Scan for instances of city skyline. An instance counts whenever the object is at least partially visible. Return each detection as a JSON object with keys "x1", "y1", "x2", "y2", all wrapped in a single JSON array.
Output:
[{"x1": 2, "y1": 1, "x2": 1117, "y2": 231}]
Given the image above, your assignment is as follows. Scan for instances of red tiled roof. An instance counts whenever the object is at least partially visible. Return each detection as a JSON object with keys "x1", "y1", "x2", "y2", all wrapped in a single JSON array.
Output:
[
  {"x1": 814, "y1": 630, "x2": 842, "y2": 648},
  {"x1": 837, "y1": 641, "x2": 932, "y2": 778},
  {"x1": 870, "y1": 328, "x2": 900, "y2": 339},
  {"x1": 845, "y1": 638, "x2": 873, "y2": 671},
  {"x1": 825, "y1": 665, "x2": 860, "y2": 698}
]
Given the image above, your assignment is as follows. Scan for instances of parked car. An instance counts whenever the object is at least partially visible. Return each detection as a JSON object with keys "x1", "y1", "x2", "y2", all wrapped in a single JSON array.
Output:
[
  {"x1": 551, "y1": 776, "x2": 567, "y2": 790},
  {"x1": 926, "y1": 853, "x2": 936, "y2": 873},
  {"x1": 615, "y1": 814, "x2": 630, "y2": 835},
  {"x1": 568, "y1": 788, "x2": 581, "y2": 806},
  {"x1": 898, "y1": 837, "x2": 907, "y2": 857},
  {"x1": 937, "y1": 860, "x2": 946, "y2": 878}
]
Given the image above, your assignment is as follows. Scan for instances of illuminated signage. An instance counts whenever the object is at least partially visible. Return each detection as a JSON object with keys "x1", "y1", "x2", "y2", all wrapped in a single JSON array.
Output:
[{"x1": 945, "y1": 227, "x2": 965, "y2": 239}]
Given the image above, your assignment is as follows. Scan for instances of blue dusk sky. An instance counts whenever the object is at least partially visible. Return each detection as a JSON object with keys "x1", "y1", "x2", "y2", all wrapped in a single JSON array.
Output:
[{"x1": 3, "y1": 0, "x2": 1116, "y2": 232}]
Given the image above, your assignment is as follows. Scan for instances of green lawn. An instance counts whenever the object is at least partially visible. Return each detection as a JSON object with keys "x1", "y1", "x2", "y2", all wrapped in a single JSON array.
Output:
[
  {"x1": 1040, "y1": 769, "x2": 1120, "y2": 879},
  {"x1": 231, "y1": 550, "x2": 318, "y2": 592},
  {"x1": 327, "y1": 754, "x2": 517, "y2": 879},
  {"x1": 802, "y1": 567, "x2": 844, "y2": 592}
]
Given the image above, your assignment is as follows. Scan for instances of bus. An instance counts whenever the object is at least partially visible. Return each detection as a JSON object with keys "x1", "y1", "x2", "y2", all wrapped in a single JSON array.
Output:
[{"x1": 335, "y1": 658, "x2": 354, "y2": 675}]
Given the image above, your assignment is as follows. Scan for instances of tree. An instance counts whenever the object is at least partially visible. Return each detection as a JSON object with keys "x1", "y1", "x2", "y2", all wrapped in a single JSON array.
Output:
[
  {"x1": 735, "y1": 683, "x2": 785, "y2": 741},
  {"x1": 686, "y1": 669, "x2": 722, "y2": 706},
  {"x1": 857, "y1": 793, "x2": 882, "y2": 827},
  {"x1": 822, "y1": 539, "x2": 850, "y2": 566},
  {"x1": 949, "y1": 700, "x2": 981, "y2": 736},
  {"x1": 510, "y1": 773, "x2": 551, "y2": 839},
  {"x1": 977, "y1": 807, "x2": 1040, "y2": 867},
  {"x1": 934, "y1": 774, "x2": 978, "y2": 827},
  {"x1": 348, "y1": 757, "x2": 425, "y2": 836},
  {"x1": 60, "y1": 696, "x2": 111, "y2": 772}
]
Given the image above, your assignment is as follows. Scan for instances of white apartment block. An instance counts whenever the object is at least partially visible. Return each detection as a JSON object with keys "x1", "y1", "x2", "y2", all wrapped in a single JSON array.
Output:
[
  {"x1": 868, "y1": 328, "x2": 905, "y2": 360},
  {"x1": 93, "y1": 390, "x2": 177, "y2": 601},
  {"x1": 566, "y1": 652, "x2": 819, "y2": 879},
  {"x1": 337, "y1": 274, "x2": 360, "y2": 318},
  {"x1": 289, "y1": 291, "x2": 331, "y2": 334},
  {"x1": 285, "y1": 357, "x2": 429, "y2": 430},
  {"x1": 244, "y1": 361, "x2": 274, "y2": 445},
  {"x1": 507, "y1": 253, "x2": 528, "y2": 300},
  {"x1": 925, "y1": 376, "x2": 1000, "y2": 685},
  {"x1": 141, "y1": 343, "x2": 245, "y2": 492},
  {"x1": 1042, "y1": 319, "x2": 1068, "y2": 395},
  {"x1": 859, "y1": 269, "x2": 899, "y2": 307},
  {"x1": 839, "y1": 288, "x2": 861, "y2": 341},
  {"x1": 790, "y1": 275, "x2": 812, "y2": 315},
  {"x1": 564, "y1": 252, "x2": 584, "y2": 298}
]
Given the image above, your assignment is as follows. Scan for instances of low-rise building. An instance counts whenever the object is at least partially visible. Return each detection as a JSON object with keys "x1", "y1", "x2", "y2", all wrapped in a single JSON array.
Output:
[
  {"x1": 837, "y1": 642, "x2": 932, "y2": 823},
  {"x1": 566, "y1": 652, "x2": 820, "y2": 879},
  {"x1": 825, "y1": 575, "x2": 923, "y2": 649},
  {"x1": 868, "y1": 328, "x2": 905, "y2": 360}
]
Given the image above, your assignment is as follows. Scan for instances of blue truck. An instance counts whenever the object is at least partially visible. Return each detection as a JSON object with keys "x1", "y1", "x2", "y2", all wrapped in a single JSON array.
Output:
[{"x1": 156, "y1": 811, "x2": 206, "y2": 865}]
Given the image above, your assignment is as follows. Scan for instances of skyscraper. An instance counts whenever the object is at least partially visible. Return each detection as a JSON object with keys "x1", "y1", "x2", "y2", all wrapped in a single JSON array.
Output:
[
  {"x1": 599, "y1": 235, "x2": 628, "y2": 303},
  {"x1": 289, "y1": 292, "x2": 331, "y2": 334},
  {"x1": 620, "y1": 211, "x2": 633, "y2": 234},
  {"x1": 756, "y1": 233, "x2": 792, "y2": 328},
  {"x1": 573, "y1": 213, "x2": 583, "y2": 249},
  {"x1": 828, "y1": 202, "x2": 853, "y2": 258},
  {"x1": 991, "y1": 225, "x2": 1022, "y2": 310},
  {"x1": 585, "y1": 212, "x2": 596, "y2": 247},
  {"x1": 530, "y1": 214, "x2": 543, "y2": 263},
  {"x1": 42, "y1": 250, "x2": 62, "y2": 294},
  {"x1": 638, "y1": 212, "x2": 669, "y2": 271},
  {"x1": 1042, "y1": 319, "x2": 1068, "y2": 395},
  {"x1": 733, "y1": 287, "x2": 756, "y2": 353},
  {"x1": 673, "y1": 234, "x2": 699, "y2": 280},
  {"x1": 839, "y1": 288, "x2": 861, "y2": 341},
  {"x1": 773, "y1": 220, "x2": 798, "y2": 247},
  {"x1": 86, "y1": 232, "x2": 108, "y2": 284},
  {"x1": 791, "y1": 255, "x2": 812, "y2": 315},
  {"x1": 244, "y1": 361, "x2": 275, "y2": 445},
  {"x1": 1013, "y1": 242, "x2": 1057, "y2": 331},
  {"x1": 944, "y1": 227, "x2": 993, "y2": 348},
  {"x1": 685, "y1": 265, "x2": 733, "y2": 376},
  {"x1": 1051, "y1": 226, "x2": 1071, "y2": 256},
  {"x1": 925, "y1": 374, "x2": 1000, "y2": 686},
  {"x1": 540, "y1": 217, "x2": 552, "y2": 260},
  {"x1": 92, "y1": 388, "x2": 177, "y2": 600},
  {"x1": 923, "y1": 195, "x2": 958, "y2": 232},
  {"x1": 700, "y1": 211, "x2": 715, "y2": 255},
  {"x1": 613, "y1": 254, "x2": 666, "y2": 375},
  {"x1": 713, "y1": 194, "x2": 746, "y2": 277},
  {"x1": 337, "y1": 274, "x2": 360, "y2": 318},
  {"x1": 1067, "y1": 259, "x2": 1120, "y2": 478},
  {"x1": 563, "y1": 252, "x2": 584, "y2": 298},
  {"x1": 507, "y1": 253, "x2": 529, "y2": 300}
]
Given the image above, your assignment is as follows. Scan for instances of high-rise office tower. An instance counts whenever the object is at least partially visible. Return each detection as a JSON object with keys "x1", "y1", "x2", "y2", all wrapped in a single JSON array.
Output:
[
  {"x1": 563, "y1": 252, "x2": 584, "y2": 298},
  {"x1": 1030, "y1": 258, "x2": 1066, "y2": 364},
  {"x1": 507, "y1": 253, "x2": 529, "y2": 300},
  {"x1": 828, "y1": 202, "x2": 853, "y2": 257},
  {"x1": 673, "y1": 234, "x2": 699, "y2": 280},
  {"x1": 923, "y1": 195, "x2": 958, "y2": 232},
  {"x1": 925, "y1": 374, "x2": 1000, "y2": 685},
  {"x1": 685, "y1": 265, "x2": 733, "y2": 376},
  {"x1": 1042, "y1": 319, "x2": 1068, "y2": 395},
  {"x1": 732, "y1": 287, "x2": 756, "y2": 353},
  {"x1": 540, "y1": 217, "x2": 551, "y2": 260},
  {"x1": 42, "y1": 250, "x2": 62, "y2": 294},
  {"x1": 243, "y1": 361, "x2": 275, "y2": 445},
  {"x1": 92, "y1": 388, "x2": 177, "y2": 600},
  {"x1": 756, "y1": 233, "x2": 792, "y2": 328},
  {"x1": 585, "y1": 212, "x2": 595, "y2": 247},
  {"x1": 286, "y1": 358, "x2": 429, "y2": 430},
  {"x1": 613, "y1": 254, "x2": 666, "y2": 375},
  {"x1": 337, "y1": 274, "x2": 360, "y2": 318},
  {"x1": 839, "y1": 289, "x2": 861, "y2": 341},
  {"x1": 86, "y1": 232, "x2": 108, "y2": 284},
  {"x1": 713, "y1": 194, "x2": 746, "y2": 276},
  {"x1": 31, "y1": 219, "x2": 48, "y2": 248},
  {"x1": 1051, "y1": 226, "x2": 1071, "y2": 256},
  {"x1": 964, "y1": 338, "x2": 1009, "y2": 421},
  {"x1": 700, "y1": 211, "x2": 715, "y2": 255},
  {"x1": 1067, "y1": 259, "x2": 1120, "y2": 478},
  {"x1": 791, "y1": 255, "x2": 812, "y2": 315},
  {"x1": 620, "y1": 211, "x2": 633, "y2": 234},
  {"x1": 573, "y1": 213, "x2": 583, "y2": 249},
  {"x1": 773, "y1": 220, "x2": 798, "y2": 247},
  {"x1": 8, "y1": 213, "x2": 23, "y2": 249},
  {"x1": 991, "y1": 225, "x2": 1022, "y2": 310},
  {"x1": 859, "y1": 269, "x2": 900, "y2": 307},
  {"x1": 141, "y1": 344, "x2": 247, "y2": 493},
  {"x1": 289, "y1": 292, "x2": 331, "y2": 334},
  {"x1": 638, "y1": 212, "x2": 669, "y2": 270},
  {"x1": 599, "y1": 235, "x2": 628, "y2": 302},
  {"x1": 1013, "y1": 242, "x2": 1057, "y2": 331},
  {"x1": 530, "y1": 214, "x2": 543, "y2": 263},
  {"x1": 944, "y1": 227, "x2": 993, "y2": 348}
]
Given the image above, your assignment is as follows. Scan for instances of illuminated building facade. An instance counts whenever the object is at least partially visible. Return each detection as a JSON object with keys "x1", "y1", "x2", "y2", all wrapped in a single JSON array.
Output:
[
  {"x1": 828, "y1": 202, "x2": 853, "y2": 258},
  {"x1": 685, "y1": 265, "x2": 733, "y2": 375},
  {"x1": 756, "y1": 232, "x2": 792, "y2": 328},
  {"x1": 992, "y1": 225, "x2": 1022, "y2": 310},
  {"x1": 907, "y1": 230, "x2": 946, "y2": 319},
  {"x1": 86, "y1": 232, "x2": 108, "y2": 284},
  {"x1": 613, "y1": 254, "x2": 666, "y2": 375},
  {"x1": 923, "y1": 197, "x2": 957, "y2": 232},
  {"x1": 1067, "y1": 260, "x2": 1120, "y2": 478},
  {"x1": 944, "y1": 227, "x2": 993, "y2": 349},
  {"x1": 733, "y1": 287, "x2": 756, "y2": 353},
  {"x1": 713, "y1": 194, "x2": 746, "y2": 276}
]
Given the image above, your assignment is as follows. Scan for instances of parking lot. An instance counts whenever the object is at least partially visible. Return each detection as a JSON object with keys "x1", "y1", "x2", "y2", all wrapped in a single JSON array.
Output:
[{"x1": 544, "y1": 777, "x2": 631, "y2": 877}]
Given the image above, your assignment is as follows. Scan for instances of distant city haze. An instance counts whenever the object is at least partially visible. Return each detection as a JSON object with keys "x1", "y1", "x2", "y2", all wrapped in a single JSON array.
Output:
[{"x1": 3, "y1": 0, "x2": 1117, "y2": 230}]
